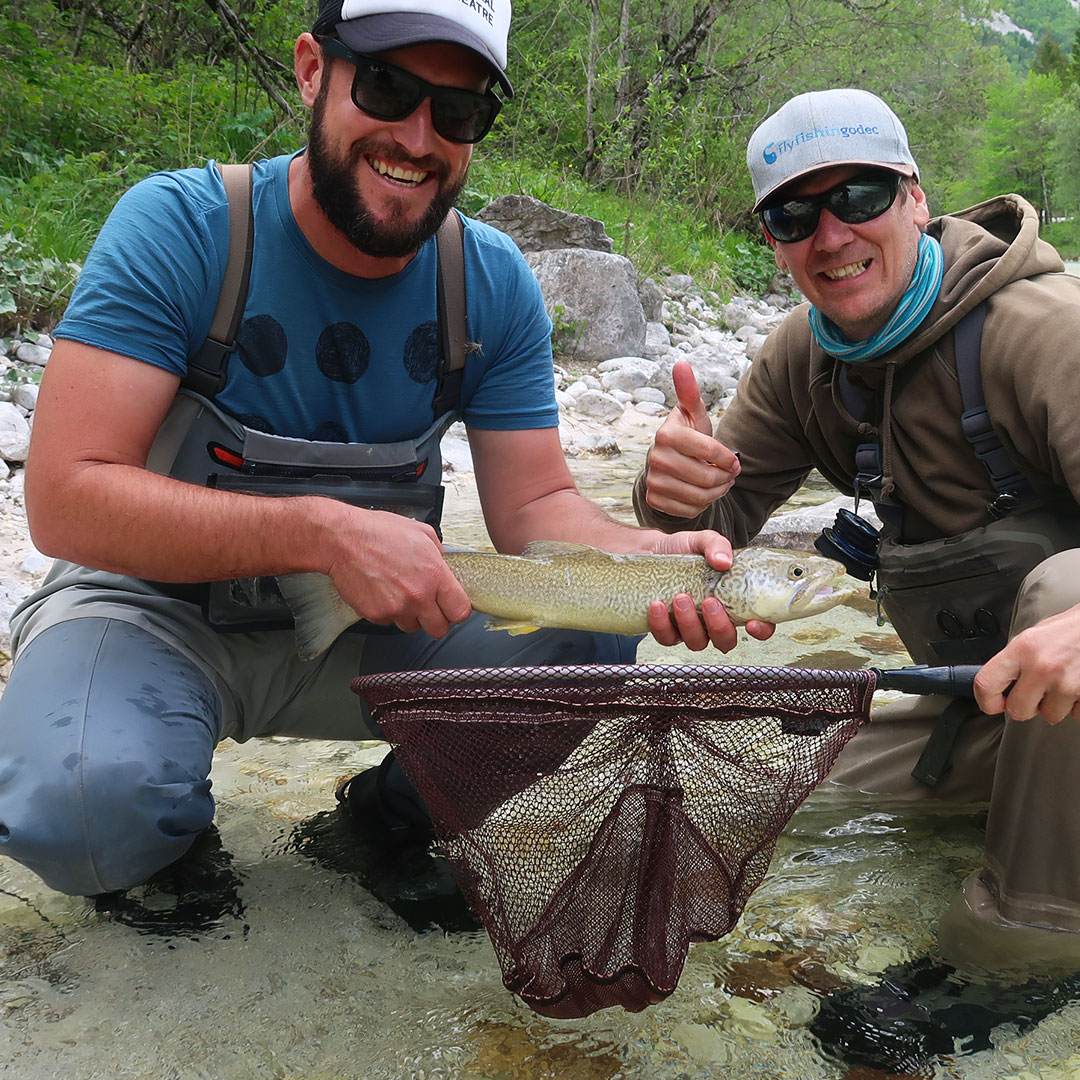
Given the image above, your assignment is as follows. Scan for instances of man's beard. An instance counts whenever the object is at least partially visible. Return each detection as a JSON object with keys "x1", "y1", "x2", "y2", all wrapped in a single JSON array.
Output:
[{"x1": 307, "y1": 79, "x2": 467, "y2": 259}]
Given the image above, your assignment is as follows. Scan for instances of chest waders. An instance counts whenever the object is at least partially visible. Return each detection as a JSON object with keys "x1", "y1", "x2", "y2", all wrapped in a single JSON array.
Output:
[
  {"x1": 838, "y1": 303, "x2": 1080, "y2": 785},
  {"x1": 145, "y1": 163, "x2": 469, "y2": 632}
]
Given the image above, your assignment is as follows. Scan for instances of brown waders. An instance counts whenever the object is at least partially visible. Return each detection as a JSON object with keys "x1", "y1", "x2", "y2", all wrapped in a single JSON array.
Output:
[{"x1": 826, "y1": 547, "x2": 1080, "y2": 971}]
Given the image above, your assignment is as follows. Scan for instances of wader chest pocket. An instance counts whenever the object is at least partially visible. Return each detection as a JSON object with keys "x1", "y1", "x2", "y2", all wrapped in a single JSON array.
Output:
[{"x1": 203, "y1": 471, "x2": 445, "y2": 631}]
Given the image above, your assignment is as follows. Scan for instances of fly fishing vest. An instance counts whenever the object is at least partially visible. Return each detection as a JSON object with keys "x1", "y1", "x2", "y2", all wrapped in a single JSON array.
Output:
[
  {"x1": 838, "y1": 303, "x2": 1080, "y2": 784},
  {"x1": 145, "y1": 163, "x2": 470, "y2": 631}
]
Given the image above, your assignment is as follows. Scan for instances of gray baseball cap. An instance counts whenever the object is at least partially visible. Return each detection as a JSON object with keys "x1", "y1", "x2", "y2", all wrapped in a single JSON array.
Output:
[
  {"x1": 313, "y1": 0, "x2": 514, "y2": 97},
  {"x1": 746, "y1": 88, "x2": 917, "y2": 212}
]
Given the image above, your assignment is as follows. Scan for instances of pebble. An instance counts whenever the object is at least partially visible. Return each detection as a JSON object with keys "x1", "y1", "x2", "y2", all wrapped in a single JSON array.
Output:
[
  {"x1": 14, "y1": 342, "x2": 50, "y2": 366},
  {"x1": 723, "y1": 995, "x2": 778, "y2": 1041}
]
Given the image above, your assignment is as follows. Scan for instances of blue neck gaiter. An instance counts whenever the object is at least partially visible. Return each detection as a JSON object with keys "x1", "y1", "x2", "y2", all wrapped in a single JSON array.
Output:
[{"x1": 808, "y1": 234, "x2": 944, "y2": 363}]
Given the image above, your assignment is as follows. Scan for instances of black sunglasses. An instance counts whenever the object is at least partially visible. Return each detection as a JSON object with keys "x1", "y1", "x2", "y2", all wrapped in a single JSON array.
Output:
[
  {"x1": 759, "y1": 171, "x2": 902, "y2": 244},
  {"x1": 320, "y1": 37, "x2": 502, "y2": 144}
]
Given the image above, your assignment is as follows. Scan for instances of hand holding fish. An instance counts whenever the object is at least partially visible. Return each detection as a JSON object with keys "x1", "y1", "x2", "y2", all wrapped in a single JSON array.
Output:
[
  {"x1": 632, "y1": 527, "x2": 768, "y2": 652},
  {"x1": 279, "y1": 539, "x2": 854, "y2": 661},
  {"x1": 321, "y1": 504, "x2": 472, "y2": 638},
  {"x1": 643, "y1": 360, "x2": 741, "y2": 519},
  {"x1": 974, "y1": 604, "x2": 1080, "y2": 723}
]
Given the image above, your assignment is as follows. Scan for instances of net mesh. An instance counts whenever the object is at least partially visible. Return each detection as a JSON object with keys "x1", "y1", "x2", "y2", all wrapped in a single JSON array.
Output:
[{"x1": 351, "y1": 663, "x2": 876, "y2": 1018}]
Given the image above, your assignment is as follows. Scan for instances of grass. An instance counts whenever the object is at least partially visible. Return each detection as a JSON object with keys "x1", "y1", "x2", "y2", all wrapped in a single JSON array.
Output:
[{"x1": 1043, "y1": 219, "x2": 1080, "y2": 260}]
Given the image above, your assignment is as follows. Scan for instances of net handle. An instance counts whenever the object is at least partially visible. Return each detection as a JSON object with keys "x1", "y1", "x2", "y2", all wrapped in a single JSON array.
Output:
[{"x1": 871, "y1": 664, "x2": 980, "y2": 696}]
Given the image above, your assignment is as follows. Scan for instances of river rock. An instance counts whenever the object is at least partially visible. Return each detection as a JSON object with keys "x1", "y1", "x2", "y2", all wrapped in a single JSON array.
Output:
[
  {"x1": 0, "y1": 403, "x2": 31, "y2": 462},
  {"x1": 721, "y1": 296, "x2": 786, "y2": 335},
  {"x1": 642, "y1": 321, "x2": 672, "y2": 360},
  {"x1": 573, "y1": 388, "x2": 626, "y2": 422},
  {"x1": 476, "y1": 194, "x2": 614, "y2": 253},
  {"x1": 598, "y1": 356, "x2": 660, "y2": 393},
  {"x1": 14, "y1": 342, "x2": 50, "y2": 366},
  {"x1": 12, "y1": 383, "x2": 38, "y2": 411},
  {"x1": 638, "y1": 277, "x2": 664, "y2": 321},
  {"x1": 665, "y1": 273, "x2": 695, "y2": 292},
  {"x1": 754, "y1": 495, "x2": 883, "y2": 550},
  {"x1": 524, "y1": 248, "x2": 646, "y2": 363},
  {"x1": 632, "y1": 386, "x2": 667, "y2": 405}
]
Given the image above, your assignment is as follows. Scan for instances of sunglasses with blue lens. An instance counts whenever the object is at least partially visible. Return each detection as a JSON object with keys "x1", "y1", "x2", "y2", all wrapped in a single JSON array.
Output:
[
  {"x1": 759, "y1": 171, "x2": 902, "y2": 244},
  {"x1": 320, "y1": 37, "x2": 502, "y2": 144}
]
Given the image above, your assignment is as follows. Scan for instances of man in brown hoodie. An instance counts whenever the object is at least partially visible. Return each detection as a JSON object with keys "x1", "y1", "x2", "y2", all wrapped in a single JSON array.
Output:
[{"x1": 635, "y1": 87, "x2": 1080, "y2": 1060}]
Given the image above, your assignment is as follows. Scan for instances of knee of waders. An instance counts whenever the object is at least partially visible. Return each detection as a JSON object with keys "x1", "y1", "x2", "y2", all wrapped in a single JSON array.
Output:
[
  {"x1": 0, "y1": 755, "x2": 215, "y2": 896},
  {"x1": 1014, "y1": 549, "x2": 1080, "y2": 628}
]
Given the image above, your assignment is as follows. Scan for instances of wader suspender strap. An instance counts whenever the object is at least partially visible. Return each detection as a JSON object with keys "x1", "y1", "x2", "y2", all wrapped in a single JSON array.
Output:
[
  {"x1": 182, "y1": 164, "x2": 469, "y2": 418},
  {"x1": 841, "y1": 302, "x2": 1033, "y2": 526},
  {"x1": 431, "y1": 210, "x2": 468, "y2": 419},
  {"x1": 955, "y1": 305, "x2": 1037, "y2": 517},
  {"x1": 184, "y1": 163, "x2": 255, "y2": 398}
]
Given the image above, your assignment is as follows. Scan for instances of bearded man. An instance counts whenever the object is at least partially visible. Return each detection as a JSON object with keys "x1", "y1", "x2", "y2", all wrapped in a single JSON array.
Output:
[{"x1": 0, "y1": 0, "x2": 739, "y2": 906}]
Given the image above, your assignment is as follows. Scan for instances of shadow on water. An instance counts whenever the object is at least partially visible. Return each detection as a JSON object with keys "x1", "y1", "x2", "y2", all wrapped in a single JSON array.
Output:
[
  {"x1": 283, "y1": 807, "x2": 480, "y2": 934},
  {"x1": 91, "y1": 825, "x2": 248, "y2": 941}
]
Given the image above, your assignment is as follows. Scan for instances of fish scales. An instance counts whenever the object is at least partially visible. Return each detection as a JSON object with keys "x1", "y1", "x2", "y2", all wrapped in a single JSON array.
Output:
[{"x1": 445, "y1": 548, "x2": 714, "y2": 636}]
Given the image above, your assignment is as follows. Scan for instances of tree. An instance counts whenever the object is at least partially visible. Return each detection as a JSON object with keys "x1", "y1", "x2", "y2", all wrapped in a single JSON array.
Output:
[
  {"x1": 1032, "y1": 31, "x2": 1070, "y2": 83},
  {"x1": 1049, "y1": 84, "x2": 1080, "y2": 217},
  {"x1": 949, "y1": 72, "x2": 1061, "y2": 219}
]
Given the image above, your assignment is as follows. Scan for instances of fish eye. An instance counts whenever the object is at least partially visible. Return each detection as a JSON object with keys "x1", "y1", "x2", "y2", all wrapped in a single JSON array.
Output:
[{"x1": 789, "y1": 564, "x2": 805, "y2": 578}]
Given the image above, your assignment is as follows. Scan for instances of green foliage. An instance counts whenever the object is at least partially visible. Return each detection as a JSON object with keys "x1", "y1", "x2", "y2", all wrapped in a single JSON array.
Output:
[
  {"x1": 0, "y1": 230, "x2": 80, "y2": 334},
  {"x1": 1042, "y1": 218, "x2": 1080, "y2": 258},
  {"x1": 2, "y1": 0, "x2": 1079, "y2": 335},
  {"x1": 940, "y1": 72, "x2": 1060, "y2": 215},
  {"x1": 1032, "y1": 32, "x2": 1071, "y2": 81},
  {"x1": 1047, "y1": 85, "x2": 1080, "y2": 219},
  {"x1": 722, "y1": 235, "x2": 779, "y2": 297},
  {"x1": 549, "y1": 303, "x2": 589, "y2": 360}
]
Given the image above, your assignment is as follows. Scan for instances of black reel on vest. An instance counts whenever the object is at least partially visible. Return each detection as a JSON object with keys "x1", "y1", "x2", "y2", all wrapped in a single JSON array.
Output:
[{"x1": 815, "y1": 507, "x2": 881, "y2": 581}]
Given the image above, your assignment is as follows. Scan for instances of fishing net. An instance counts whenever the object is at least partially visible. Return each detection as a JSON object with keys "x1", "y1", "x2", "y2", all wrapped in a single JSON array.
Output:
[{"x1": 351, "y1": 663, "x2": 875, "y2": 1019}]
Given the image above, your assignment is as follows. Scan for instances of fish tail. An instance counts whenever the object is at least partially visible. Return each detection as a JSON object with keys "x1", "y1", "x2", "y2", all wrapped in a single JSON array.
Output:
[{"x1": 276, "y1": 573, "x2": 359, "y2": 660}]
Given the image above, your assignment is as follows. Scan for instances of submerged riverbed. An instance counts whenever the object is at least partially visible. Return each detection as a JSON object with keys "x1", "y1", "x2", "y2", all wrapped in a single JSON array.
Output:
[{"x1": 2, "y1": 415, "x2": 1079, "y2": 1079}]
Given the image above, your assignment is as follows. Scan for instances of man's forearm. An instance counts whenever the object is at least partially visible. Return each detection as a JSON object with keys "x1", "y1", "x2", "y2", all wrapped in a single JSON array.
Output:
[
  {"x1": 27, "y1": 461, "x2": 342, "y2": 582},
  {"x1": 490, "y1": 486, "x2": 685, "y2": 556}
]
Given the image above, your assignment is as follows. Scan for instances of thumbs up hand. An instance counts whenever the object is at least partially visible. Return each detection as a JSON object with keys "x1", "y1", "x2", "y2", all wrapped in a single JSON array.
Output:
[{"x1": 643, "y1": 361, "x2": 741, "y2": 518}]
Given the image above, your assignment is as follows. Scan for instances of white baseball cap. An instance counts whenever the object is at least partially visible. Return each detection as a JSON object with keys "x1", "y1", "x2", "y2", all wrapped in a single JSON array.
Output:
[
  {"x1": 747, "y1": 88, "x2": 917, "y2": 211},
  {"x1": 314, "y1": 0, "x2": 514, "y2": 96}
]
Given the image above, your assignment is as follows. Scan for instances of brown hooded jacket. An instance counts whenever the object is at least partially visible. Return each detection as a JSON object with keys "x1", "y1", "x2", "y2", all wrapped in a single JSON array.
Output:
[{"x1": 634, "y1": 194, "x2": 1080, "y2": 545}]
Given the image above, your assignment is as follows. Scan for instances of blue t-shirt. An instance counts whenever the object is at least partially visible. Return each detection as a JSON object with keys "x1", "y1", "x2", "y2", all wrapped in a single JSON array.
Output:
[{"x1": 56, "y1": 153, "x2": 558, "y2": 443}]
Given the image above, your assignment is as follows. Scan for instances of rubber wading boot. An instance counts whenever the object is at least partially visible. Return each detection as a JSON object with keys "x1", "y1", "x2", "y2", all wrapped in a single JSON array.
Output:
[
  {"x1": 335, "y1": 751, "x2": 435, "y2": 847},
  {"x1": 810, "y1": 954, "x2": 1080, "y2": 1073},
  {"x1": 282, "y1": 754, "x2": 476, "y2": 932}
]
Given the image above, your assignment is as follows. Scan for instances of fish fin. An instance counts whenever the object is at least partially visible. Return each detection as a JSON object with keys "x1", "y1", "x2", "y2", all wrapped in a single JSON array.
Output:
[
  {"x1": 276, "y1": 573, "x2": 360, "y2": 660},
  {"x1": 484, "y1": 617, "x2": 541, "y2": 635},
  {"x1": 519, "y1": 540, "x2": 600, "y2": 559}
]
